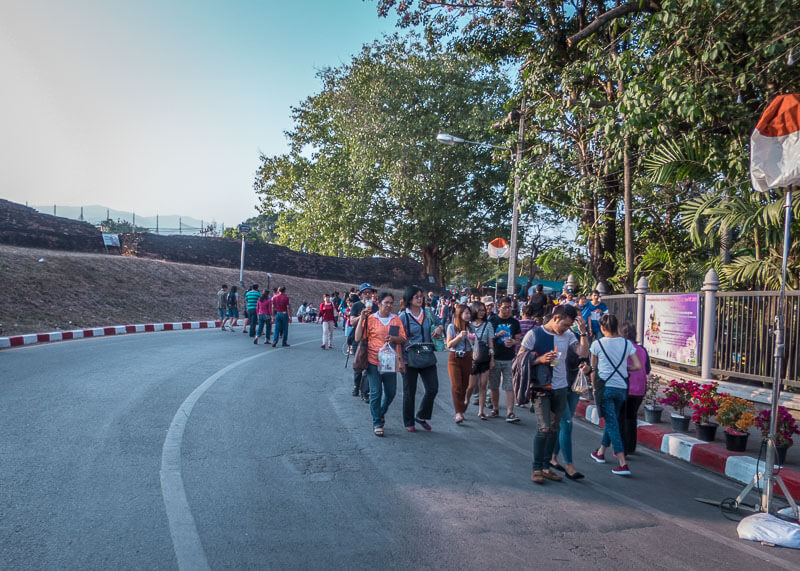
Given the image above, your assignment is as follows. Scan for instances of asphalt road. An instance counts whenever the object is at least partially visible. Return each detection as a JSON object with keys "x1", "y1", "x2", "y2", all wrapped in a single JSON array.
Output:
[{"x1": 2, "y1": 324, "x2": 800, "y2": 570}]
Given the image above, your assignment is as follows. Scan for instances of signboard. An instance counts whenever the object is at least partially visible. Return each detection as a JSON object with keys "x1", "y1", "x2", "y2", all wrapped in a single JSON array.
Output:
[
  {"x1": 102, "y1": 233, "x2": 120, "y2": 247},
  {"x1": 643, "y1": 294, "x2": 700, "y2": 366},
  {"x1": 238, "y1": 224, "x2": 251, "y2": 234}
]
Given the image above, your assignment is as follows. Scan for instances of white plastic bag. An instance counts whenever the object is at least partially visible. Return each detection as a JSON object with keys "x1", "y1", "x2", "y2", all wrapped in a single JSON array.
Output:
[
  {"x1": 737, "y1": 513, "x2": 800, "y2": 549},
  {"x1": 572, "y1": 370, "x2": 590, "y2": 394},
  {"x1": 378, "y1": 343, "x2": 397, "y2": 374}
]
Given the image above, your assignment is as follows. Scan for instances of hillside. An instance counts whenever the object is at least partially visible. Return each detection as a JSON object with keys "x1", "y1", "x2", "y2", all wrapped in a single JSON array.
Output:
[{"x1": 0, "y1": 244, "x2": 398, "y2": 336}]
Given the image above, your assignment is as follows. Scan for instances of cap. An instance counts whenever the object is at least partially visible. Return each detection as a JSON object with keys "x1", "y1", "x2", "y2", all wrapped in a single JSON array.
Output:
[
  {"x1": 567, "y1": 288, "x2": 575, "y2": 294},
  {"x1": 481, "y1": 295, "x2": 493, "y2": 304},
  {"x1": 358, "y1": 282, "x2": 373, "y2": 293}
]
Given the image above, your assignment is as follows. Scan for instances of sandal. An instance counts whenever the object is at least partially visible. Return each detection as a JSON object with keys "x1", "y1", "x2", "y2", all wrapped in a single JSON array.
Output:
[
  {"x1": 488, "y1": 409, "x2": 499, "y2": 418},
  {"x1": 406, "y1": 426, "x2": 416, "y2": 432},
  {"x1": 374, "y1": 427, "x2": 384, "y2": 437},
  {"x1": 478, "y1": 413, "x2": 488, "y2": 421},
  {"x1": 415, "y1": 418, "x2": 432, "y2": 431},
  {"x1": 506, "y1": 413, "x2": 520, "y2": 423},
  {"x1": 455, "y1": 413, "x2": 464, "y2": 424}
]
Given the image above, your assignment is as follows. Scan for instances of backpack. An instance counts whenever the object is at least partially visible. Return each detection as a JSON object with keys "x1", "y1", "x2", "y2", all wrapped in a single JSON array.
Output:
[{"x1": 226, "y1": 291, "x2": 237, "y2": 309}]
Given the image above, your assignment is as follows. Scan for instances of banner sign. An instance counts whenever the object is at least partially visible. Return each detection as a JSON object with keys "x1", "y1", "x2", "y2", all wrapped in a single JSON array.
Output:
[
  {"x1": 102, "y1": 233, "x2": 120, "y2": 247},
  {"x1": 643, "y1": 293, "x2": 700, "y2": 366}
]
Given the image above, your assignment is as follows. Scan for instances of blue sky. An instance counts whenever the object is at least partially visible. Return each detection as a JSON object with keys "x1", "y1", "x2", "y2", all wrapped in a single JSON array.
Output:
[{"x1": 0, "y1": 0, "x2": 398, "y2": 227}]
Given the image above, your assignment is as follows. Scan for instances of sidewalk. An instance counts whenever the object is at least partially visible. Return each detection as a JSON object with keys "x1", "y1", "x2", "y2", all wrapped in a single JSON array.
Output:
[{"x1": 574, "y1": 397, "x2": 800, "y2": 499}]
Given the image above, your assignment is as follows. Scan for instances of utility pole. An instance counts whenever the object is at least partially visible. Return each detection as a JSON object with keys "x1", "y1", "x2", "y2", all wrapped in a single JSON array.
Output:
[
  {"x1": 179, "y1": 217, "x2": 182, "y2": 235},
  {"x1": 623, "y1": 137, "x2": 634, "y2": 293},
  {"x1": 156, "y1": 215, "x2": 159, "y2": 235},
  {"x1": 507, "y1": 97, "x2": 526, "y2": 297}
]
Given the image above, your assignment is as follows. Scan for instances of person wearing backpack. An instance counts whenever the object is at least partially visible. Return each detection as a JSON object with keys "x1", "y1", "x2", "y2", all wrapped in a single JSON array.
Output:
[
  {"x1": 399, "y1": 286, "x2": 443, "y2": 432},
  {"x1": 223, "y1": 285, "x2": 239, "y2": 332},
  {"x1": 589, "y1": 314, "x2": 642, "y2": 476}
]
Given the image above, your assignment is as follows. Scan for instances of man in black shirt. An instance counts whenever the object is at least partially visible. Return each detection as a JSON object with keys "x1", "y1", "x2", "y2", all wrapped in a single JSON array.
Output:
[
  {"x1": 350, "y1": 283, "x2": 377, "y2": 399},
  {"x1": 528, "y1": 283, "x2": 547, "y2": 321},
  {"x1": 489, "y1": 297, "x2": 522, "y2": 423}
]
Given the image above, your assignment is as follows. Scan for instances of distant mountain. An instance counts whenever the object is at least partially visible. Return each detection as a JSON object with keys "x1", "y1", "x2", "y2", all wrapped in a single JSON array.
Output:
[{"x1": 31, "y1": 204, "x2": 212, "y2": 236}]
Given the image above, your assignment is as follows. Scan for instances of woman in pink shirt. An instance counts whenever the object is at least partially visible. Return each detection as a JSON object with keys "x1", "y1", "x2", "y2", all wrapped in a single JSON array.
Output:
[
  {"x1": 254, "y1": 291, "x2": 273, "y2": 345},
  {"x1": 319, "y1": 293, "x2": 338, "y2": 349}
]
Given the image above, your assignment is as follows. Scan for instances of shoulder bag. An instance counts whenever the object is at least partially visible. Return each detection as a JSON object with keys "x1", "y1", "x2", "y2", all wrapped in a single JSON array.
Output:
[
  {"x1": 472, "y1": 322, "x2": 491, "y2": 364},
  {"x1": 403, "y1": 313, "x2": 437, "y2": 369}
]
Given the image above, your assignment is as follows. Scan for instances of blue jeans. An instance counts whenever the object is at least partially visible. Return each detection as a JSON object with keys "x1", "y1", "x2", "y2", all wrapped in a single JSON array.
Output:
[
  {"x1": 273, "y1": 312, "x2": 289, "y2": 345},
  {"x1": 257, "y1": 314, "x2": 272, "y2": 339},
  {"x1": 247, "y1": 309, "x2": 257, "y2": 337},
  {"x1": 218, "y1": 308, "x2": 225, "y2": 320},
  {"x1": 601, "y1": 387, "x2": 627, "y2": 453},
  {"x1": 552, "y1": 390, "x2": 580, "y2": 464},
  {"x1": 367, "y1": 363, "x2": 397, "y2": 428}
]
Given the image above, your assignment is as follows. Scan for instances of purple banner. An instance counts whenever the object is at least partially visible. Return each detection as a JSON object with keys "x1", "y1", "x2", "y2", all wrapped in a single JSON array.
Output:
[{"x1": 643, "y1": 294, "x2": 700, "y2": 366}]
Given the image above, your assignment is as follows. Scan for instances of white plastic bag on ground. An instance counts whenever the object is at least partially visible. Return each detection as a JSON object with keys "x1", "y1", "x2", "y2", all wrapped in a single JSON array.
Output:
[
  {"x1": 737, "y1": 513, "x2": 800, "y2": 549},
  {"x1": 378, "y1": 343, "x2": 396, "y2": 374}
]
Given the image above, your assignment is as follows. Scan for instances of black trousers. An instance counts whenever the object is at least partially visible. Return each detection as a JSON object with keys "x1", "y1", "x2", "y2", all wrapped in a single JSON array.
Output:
[
  {"x1": 402, "y1": 364, "x2": 439, "y2": 427},
  {"x1": 352, "y1": 341, "x2": 369, "y2": 396},
  {"x1": 619, "y1": 395, "x2": 643, "y2": 454}
]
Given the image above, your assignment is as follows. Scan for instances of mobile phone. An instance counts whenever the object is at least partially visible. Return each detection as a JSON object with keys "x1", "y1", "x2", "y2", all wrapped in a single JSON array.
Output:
[{"x1": 389, "y1": 325, "x2": 400, "y2": 336}]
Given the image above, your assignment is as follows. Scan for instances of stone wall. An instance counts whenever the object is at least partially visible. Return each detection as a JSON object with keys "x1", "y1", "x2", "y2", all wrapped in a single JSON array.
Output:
[
  {"x1": 0, "y1": 199, "x2": 108, "y2": 253},
  {"x1": 0, "y1": 199, "x2": 427, "y2": 289}
]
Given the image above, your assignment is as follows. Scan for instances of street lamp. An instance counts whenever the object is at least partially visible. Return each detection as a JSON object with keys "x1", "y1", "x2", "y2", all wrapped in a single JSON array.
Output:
[{"x1": 436, "y1": 132, "x2": 522, "y2": 296}]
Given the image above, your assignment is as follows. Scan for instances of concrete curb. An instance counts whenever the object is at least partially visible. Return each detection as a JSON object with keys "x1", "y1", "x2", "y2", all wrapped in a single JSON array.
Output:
[{"x1": 574, "y1": 397, "x2": 800, "y2": 498}]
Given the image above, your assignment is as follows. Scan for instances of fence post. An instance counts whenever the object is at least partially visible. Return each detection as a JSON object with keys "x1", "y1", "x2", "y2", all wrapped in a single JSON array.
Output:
[
  {"x1": 701, "y1": 268, "x2": 720, "y2": 380},
  {"x1": 635, "y1": 276, "x2": 649, "y2": 345},
  {"x1": 565, "y1": 274, "x2": 576, "y2": 293},
  {"x1": 595, "y1": 282, "x2": 608, "y2": 296}
]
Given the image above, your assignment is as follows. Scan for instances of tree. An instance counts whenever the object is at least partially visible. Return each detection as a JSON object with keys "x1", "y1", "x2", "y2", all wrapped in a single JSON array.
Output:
[{"x1": 254, "y1": 34, "x2": 513, "y2": 284}]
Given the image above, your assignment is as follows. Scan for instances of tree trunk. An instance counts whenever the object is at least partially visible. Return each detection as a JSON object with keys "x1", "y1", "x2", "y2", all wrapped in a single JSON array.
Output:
[
  {"x1": 421, "y1": 245, "x2": 442, "y2": 285},
  {"x1": 623, "y1": 138, "x2": 634, "y2": 293}
]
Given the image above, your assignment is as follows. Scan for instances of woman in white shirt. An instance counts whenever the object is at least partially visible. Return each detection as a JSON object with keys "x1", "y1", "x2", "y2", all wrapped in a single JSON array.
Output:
[{"x1": 588, "y1": 314, "x2": 642, "y2": 476}]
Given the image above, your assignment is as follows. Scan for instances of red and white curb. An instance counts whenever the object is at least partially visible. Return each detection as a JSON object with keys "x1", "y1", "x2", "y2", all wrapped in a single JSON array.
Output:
[
  {"x1": 0, "y1": 320, "x2": 229, "y2": 350},
  {"x1": 575, "y1": 399, "x2": 800, "y2": 497}
]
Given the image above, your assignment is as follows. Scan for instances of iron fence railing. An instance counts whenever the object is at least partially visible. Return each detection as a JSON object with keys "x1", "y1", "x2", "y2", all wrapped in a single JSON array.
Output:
[
  {"x1": 712, "y1": 292, "x2": 800, "y2": 388},
  {"x1": 603, "y1": 295, "x2": 636, "y2": 326}
]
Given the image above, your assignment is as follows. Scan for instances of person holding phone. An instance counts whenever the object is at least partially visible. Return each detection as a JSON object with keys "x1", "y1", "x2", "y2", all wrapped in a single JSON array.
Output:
[
  {"x1": 354, "y1": 291, "x2": 406, "y2": 437},
  {"x1": 446, "y1": 303, "x2": 473, "y2": 424}
]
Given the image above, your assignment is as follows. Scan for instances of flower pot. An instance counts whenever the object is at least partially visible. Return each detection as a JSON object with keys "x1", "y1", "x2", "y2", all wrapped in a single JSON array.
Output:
[
  {"x1": 725, "y1": 430, "x2": 748, "y2": 452},
  {"x1": 777, "y1": 445, "x2": 789, "y2": 466},
  {"x1": 695, "y1": 422, "x2": 718, "y2": 442},
  {"x1": 670, "y1": 413, "x2": 690, "y2": 432},
  {"x1": 644, "y1": 406, "x2": 663, "y2": 424}
]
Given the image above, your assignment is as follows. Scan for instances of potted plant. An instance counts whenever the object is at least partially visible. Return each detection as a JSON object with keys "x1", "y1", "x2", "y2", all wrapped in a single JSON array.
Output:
[
  {"x1": 660, "y1": 378, "x2": 699, "y2": 432},
  {"x1": 643, "y1": 374, "x2": 664, "y2": 423},
  {"x1": 754, "y1": 406, "x2": 800, "y2": 466},
  {"x1": 715, "y1": 394, "x2": 756, "y2": 451},
  {"x1": 690, "y1": 382, "x2": 719, "y2": 441}
]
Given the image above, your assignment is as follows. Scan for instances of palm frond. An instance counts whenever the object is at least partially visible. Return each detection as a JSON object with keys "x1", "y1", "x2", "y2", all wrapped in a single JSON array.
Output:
[{"x1": 642, "y1": 137, "x2": 711, "y2": 186}]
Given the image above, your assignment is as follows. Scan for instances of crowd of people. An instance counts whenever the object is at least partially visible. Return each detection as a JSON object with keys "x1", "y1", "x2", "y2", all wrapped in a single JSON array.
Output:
[{"x1": 214, "y1": 280, "x2": 652, "y2": 482}]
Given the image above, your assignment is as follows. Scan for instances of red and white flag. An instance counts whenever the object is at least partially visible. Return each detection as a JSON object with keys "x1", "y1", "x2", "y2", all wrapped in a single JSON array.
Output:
[
  {"x1": 750, "y1": 93, "x2": 800, "y2": 193},
  {"x1": 487, "y1": 237, "x2": 509, "y2": 259}
]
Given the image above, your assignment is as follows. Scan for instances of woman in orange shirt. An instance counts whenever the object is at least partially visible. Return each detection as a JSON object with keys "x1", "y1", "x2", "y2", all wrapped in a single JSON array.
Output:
[{"x1": 355, "y1": 291, "x2": 406, "y2": 436}]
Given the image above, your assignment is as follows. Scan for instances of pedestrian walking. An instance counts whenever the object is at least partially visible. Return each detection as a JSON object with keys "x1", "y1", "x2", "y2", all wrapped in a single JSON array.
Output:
[
  {"x1": 271, "y1": 286, "x2": 292, "y2": 347},
  {"x1": 446, "y1": 303, "x2": 473, "y2": 424},
  {"x1": 589, "y1": 314, "x2": 642, "y2": 476},
  {"x1": 244, "y1": 284, "x2": 260, "y2": 337},
  {"x1": 468, "y1": 301, "x2": 495, "y2": 420},
  {"x1": 254, "y1": 290, "x2": 273, "y2": 344},
  {"x1": 354, "y1": 291, "x2": 406, "y2": 437},
  {"x1": 521, "y1": 304, "x2": 590, "y2": 484},
  {"x1": 217, "y1": 285, "x2": 228, "y2": 329},
  {"x1": 489, "y1": 297, "x2": 522, "y2": 423},
  {"x1": 349, "y1": 283, "x2": 377, "y2": 399},
  {"x1": 224, "y1": 285, "x2": 239, "y2": 332},
  {"x1": 618, "y1": 321, "x2": 651, "y2": 454},
  {"x1": 319, "y1": 293, "x2": 338, "y2": 349},
  {"x1": 399, "y1": 286, "x2": 443, "y2": 432}
]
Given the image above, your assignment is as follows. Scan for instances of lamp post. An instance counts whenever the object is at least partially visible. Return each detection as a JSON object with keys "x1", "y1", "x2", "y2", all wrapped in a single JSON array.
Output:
[{"x1": 436, "y1": 132, "x2": 522, "y2": 296}]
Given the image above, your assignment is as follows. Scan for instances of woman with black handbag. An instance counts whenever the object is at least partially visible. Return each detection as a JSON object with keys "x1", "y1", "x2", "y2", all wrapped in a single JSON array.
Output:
[
  {"x1": 468, "y1": 301, "x2": 495, "y2": 420},
  {"x1": 400, "y1": 286, "x2": 444, "y2": 432}
]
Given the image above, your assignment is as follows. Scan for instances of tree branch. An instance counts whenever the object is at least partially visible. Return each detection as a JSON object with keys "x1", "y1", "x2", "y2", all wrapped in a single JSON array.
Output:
[{"x1": 567, "y1": 1, "x2": 661, "y2": 47}]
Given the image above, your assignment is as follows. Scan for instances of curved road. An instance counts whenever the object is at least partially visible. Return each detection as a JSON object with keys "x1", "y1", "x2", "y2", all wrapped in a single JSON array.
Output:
[{"x1": 1, "y1": 325, "x2": 799, "y2": 569}]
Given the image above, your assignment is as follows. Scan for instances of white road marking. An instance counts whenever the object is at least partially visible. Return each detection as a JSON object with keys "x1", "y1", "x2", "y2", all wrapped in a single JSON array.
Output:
[{"x1": 160, "y1": 333, "x2": 316, "y2": 571}]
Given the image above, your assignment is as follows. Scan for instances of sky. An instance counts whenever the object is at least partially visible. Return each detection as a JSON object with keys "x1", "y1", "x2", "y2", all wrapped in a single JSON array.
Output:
[{"x1": 0, "y1": 0, "x2": 399, "y2": 227}]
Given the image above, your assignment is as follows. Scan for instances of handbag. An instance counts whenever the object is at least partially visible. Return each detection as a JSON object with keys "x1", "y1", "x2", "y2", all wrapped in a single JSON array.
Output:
[
  {"x1": 403, "y1": 312, "x2": 437, "y2": 368},
  {"x1": 571, "y1": 369, "x2": 590, "y2": 394},
  {"x1": 352, "y1": 339, "x2": 368, "y2": 371},
  {"x1": 472, "y1": 322, "x2": 491, "y2": 364}
]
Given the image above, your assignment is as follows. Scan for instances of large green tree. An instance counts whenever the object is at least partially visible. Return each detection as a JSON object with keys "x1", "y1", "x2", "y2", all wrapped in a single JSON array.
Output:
[{"x1": 254, "y1": 35, "x2": 513, "y2": 284}]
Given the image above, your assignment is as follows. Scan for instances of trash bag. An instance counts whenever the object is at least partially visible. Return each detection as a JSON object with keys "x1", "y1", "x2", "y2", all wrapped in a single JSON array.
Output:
[
  {"x1": 378, "y1": 343, "x2": 397, "y2": 374},
  {"x1": 737, "y1": 513, "x2": 800, "y2": 549}
]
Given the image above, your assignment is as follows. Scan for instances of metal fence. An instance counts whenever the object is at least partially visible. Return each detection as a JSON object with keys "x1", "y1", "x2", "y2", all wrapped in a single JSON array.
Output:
[
  {"x1": 603, "y1": 287, "x2": 800, "y2": 388},
  {"x1": 712, "y1": 292, "x2": 800, "y2": 387}
]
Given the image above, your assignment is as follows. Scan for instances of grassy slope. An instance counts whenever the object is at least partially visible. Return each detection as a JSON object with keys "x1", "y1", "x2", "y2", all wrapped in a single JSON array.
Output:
[{"x1": 0, "y1": 245, "x2": 397, "y2": 336}]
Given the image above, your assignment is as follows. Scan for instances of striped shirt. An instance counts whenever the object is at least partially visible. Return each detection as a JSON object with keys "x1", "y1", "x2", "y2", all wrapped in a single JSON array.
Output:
[{"x1": 244, "y1": 290, "x2": 260, "y2": 311}]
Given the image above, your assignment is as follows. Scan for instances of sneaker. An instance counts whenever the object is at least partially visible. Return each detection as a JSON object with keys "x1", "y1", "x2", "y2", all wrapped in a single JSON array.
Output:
[
  {"x1": 352, "y1": 387, "x2": 360, "y2": 397},
  {"x1": 531, "y1": 470, "x2": 545, "y2": 484},
  {"x1": 506, "y1": 413, "x2": 520, "y2": 423},
  {"x1": 321, "y1": 345, "x2": 326, "y2": 349},
  {"x1": 328, "y1": 344, "x2": 333, "y2": 349},
  {"x1": 254, "y1": 338, "x2": 258, "y2": 345},
  {"x1": 612, "y1": 464, "x2": 631, "y2": 476},
  {"x1": 541, "y1": 470, "x2": 563, "y2": 482},
  {"x1": 590, "y1": 449, "x2": 607, "y2": 464}
]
